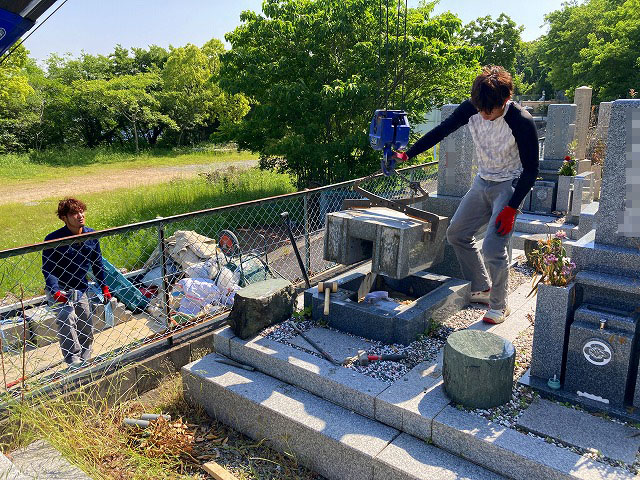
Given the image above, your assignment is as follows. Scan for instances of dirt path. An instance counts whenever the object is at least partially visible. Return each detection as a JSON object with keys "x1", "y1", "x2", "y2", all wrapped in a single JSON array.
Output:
[{"x1": 1, "y1": 159, "x2": 259, "y2": 205}]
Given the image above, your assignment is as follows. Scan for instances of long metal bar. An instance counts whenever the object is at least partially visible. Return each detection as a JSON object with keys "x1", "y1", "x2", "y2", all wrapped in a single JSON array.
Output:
[
  {"x1": 157, "y1": 222, "x2": 172, "y2": 345},
  {"x1": 0, "y1": 162, "x2": 437, "y2": 259}
]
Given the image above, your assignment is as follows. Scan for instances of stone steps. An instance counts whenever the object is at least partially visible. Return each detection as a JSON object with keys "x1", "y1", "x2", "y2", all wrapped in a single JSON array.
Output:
[
  {"x1": 189, "y1": 319, "x2": 635, "y2": 480},
  {"x1": 2, "y1": 440, "x2": 93, "y2": 480},
  {"x1": 182, "y1": 354, "x2": 504, "y2": 480}
]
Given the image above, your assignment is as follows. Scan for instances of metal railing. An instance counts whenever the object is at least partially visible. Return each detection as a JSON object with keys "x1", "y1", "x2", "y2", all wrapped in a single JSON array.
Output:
[{"x1": 0, "y1": 162, "x2": 438, "y2": 398}]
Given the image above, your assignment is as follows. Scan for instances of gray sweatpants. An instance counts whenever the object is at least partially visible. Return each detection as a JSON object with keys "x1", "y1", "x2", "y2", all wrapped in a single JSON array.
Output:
[
  {"x1": 48, "y1": 290, "x2": 93, "y2": 365},
  {"x1": 446, "y1": 175, "x2": 517, "y2": 310}
]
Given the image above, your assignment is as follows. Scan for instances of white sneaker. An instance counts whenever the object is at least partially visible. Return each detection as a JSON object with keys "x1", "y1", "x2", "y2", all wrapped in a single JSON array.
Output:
[
  {"x1": 470, "y1": 288, "x2": 491, "y2": 305},
  {"x1": 483, "y1": 306, "x2": 511, "y2": 325}
]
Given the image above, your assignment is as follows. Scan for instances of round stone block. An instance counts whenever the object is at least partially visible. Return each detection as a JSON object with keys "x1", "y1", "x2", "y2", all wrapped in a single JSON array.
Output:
[{"x1": 443, "y1": 330, "x2": 515, "y2": 409}]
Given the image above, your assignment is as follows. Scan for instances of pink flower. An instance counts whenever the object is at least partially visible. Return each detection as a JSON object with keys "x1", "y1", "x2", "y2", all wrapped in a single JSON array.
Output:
[
  {"x1": 544, "y1": 254, "x2": 558, "y2": 265},
  {"x1": 555, "y1": 230, "x2": 568, "y2": 239}
]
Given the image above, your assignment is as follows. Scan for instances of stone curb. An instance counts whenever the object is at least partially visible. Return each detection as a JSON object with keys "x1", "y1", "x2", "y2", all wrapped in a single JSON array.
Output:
[{"x1": 182, "y1": 354, "x2": 501, "y2": 480}]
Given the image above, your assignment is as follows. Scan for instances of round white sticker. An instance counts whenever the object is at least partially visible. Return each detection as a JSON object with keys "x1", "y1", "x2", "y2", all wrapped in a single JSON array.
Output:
[{"x1": 583, "y1": 339, "x2": 612, "y2": 366}]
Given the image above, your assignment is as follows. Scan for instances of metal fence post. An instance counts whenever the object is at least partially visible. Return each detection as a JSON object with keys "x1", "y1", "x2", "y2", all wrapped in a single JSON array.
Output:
[
  {"x1": 157, "y1": 220, "x2": 173, "y2": 346},
  {"x1": 303, "y1": 191, "x2": 311, "y2": 276}
]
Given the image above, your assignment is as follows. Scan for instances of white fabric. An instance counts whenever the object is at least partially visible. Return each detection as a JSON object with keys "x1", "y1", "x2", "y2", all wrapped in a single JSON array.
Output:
[
  {"x1": 175, "y1": 277, "x2": 239, "y2": 315},
  {"x1": 468, "y1": 101, "x2": 523, "y2": 182}
]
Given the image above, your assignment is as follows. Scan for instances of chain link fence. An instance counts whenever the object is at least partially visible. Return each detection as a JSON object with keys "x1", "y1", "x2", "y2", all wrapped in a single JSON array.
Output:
[{"x1": 0, "y1": 162, "x2": 437, "y2": 398}]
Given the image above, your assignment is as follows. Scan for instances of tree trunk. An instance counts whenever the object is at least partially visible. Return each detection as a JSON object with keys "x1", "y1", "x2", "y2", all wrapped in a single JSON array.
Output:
[{"x1": 133, "y1": 117, "x2": 139, "y2": 155}]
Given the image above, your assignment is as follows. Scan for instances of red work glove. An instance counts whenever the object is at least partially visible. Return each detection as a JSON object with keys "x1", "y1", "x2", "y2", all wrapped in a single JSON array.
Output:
[
  {"x1": 495, "y1": 206, "x2": 518, "y2": 236},
  {"x1": 392, "y1": 151, "x2": 409, "y2": 163},
  {"x1": 53, "y1": 290, "x2": 68, "y2": 304},
  {"x1": 102, "y1": 285, "x2": 112, "y2": 302}
]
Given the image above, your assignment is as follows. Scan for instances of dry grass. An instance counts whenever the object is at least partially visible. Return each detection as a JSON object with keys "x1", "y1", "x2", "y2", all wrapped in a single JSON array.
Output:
[{"x1": 0, "y1": 356, "x2": 322, "y2": 480}]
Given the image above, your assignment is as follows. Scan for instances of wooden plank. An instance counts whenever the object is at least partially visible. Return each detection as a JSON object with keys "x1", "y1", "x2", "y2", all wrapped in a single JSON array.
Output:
[{"x1": 202, "y1": 461, "x2": 239, "y2": 480}]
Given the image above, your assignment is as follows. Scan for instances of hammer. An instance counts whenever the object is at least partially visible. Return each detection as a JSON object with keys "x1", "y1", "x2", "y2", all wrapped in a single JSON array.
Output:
[
  {"x1": 346, "y1": 350, "x2": 408, "y2": 366},
  {"x1": 317, "y1": 281, "x2": 338, "y2": 316}
]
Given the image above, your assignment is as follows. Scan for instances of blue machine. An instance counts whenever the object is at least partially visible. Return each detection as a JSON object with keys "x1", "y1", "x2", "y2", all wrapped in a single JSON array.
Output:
[
  {"x1": 368, "y1": 109, "x2": 410, "y2": 175},
  {"x1": 0, "y1": 1, "x2": 58, "y2": 57},
  {"x1": 0, "y1": 9, "x2": 33, "y2": 56}
]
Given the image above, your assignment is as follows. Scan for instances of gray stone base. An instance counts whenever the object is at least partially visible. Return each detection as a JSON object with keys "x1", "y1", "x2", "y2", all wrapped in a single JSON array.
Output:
[
  {"x1": 520, "y1": 369, "x2": 640, "y2": 425},
  {"x1": 304, "y1": 267, "x2": 470, "y2": 345}
]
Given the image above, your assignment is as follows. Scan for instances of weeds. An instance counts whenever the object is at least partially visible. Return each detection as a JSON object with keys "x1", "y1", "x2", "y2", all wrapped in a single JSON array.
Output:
[{"x1": 0, "y1": 370, "x2": 319, "y2": 480}]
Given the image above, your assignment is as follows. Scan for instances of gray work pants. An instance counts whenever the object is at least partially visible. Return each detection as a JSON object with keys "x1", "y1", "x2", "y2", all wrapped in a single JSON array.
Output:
[
  {"x1": 446, "y1": 175, "x2": 517, "y2": 310},
  {"x1": 48, "y1": 290, "x2": 93, "y2": 365}
]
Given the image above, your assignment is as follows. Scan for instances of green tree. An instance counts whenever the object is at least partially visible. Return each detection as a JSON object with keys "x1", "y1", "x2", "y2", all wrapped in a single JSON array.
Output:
[
  {"x1": 221, "y1": 0, "x2": 480, "y2": 187},
  {"x1": 515, "y1": 39, "x2": 553, "y2": 97},
  {"x1": 541, "y1": 0, "x2": 639, "y2": 101},
  {"x1": 103, "y1": 73, "x2": 176, "y2": 153},
  {"x1": 459, "y1": 14, "x2": 523, "y2": 72},
  {"x1": 162, "y1": 42, "x2": 248, "y2": 146}
]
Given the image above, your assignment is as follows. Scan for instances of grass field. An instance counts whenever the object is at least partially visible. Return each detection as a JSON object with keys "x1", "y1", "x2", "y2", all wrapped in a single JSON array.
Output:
[
  {"x1": 0, "y1": 144, "x2": 258, "y2": 184},
  {"x1": 0, "y1": 167, "x2": 296, "y2": 300}
]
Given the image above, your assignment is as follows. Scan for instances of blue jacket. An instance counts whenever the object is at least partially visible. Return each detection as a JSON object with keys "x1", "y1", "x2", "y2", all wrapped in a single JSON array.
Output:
[{"x1": 42, "y1": 225, "x2": 106, "y2": 294}]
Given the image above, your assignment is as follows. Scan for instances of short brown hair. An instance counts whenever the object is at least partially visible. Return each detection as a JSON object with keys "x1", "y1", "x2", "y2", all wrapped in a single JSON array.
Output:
[
  {"x1": 471, "y1": 65, "x2": 513, "y2": 114},
  {"x1": 57, "y1": 197, "x2": 86, "y2": 219}
]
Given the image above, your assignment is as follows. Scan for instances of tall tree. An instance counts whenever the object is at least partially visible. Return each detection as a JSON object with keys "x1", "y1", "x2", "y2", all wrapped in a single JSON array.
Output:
[
  {"x1": 459, "y1": 14, "x2": 523, "y2": 72},
  {"x1": 541, "y1": 0, "x2": 639, "y2": 101},
  {"x1": 221, "y1": 0, "x2": 480, "y2": 187}
]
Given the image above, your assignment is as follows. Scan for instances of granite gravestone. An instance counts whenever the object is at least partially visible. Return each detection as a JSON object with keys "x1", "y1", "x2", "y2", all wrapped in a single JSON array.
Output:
[
  {"x1": 596, "y1": 102, "x2": 613, "y2": 144},
  {"x1": 564, "y1": 305, "x2": 640, "y2": 408},
  {"x1": 437, "y1": 104, "x2": 477, "y2": 198},
  {"x1": 594, "y1": 100, "x2": 640, "y2": 249},
  {"x1": 574, "y1": 86, "x2": 593, "y2": 161},
  {"x1": 542, "y1": 104, "x2": 577, "y2": 170},
  {"x1": 530, "y1": 181, "x2": 555, "y2": 213}
]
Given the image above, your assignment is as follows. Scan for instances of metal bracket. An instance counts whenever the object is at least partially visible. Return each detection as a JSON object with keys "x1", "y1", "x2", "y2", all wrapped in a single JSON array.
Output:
[{"x1": 343, "y1": 169, "x2": 445, "y2": 243}]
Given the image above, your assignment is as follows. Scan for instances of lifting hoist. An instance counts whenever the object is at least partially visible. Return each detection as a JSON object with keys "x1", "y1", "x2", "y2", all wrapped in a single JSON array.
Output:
[{"x1": 345, "y1": 0, "x2": 442, "y2": 236}]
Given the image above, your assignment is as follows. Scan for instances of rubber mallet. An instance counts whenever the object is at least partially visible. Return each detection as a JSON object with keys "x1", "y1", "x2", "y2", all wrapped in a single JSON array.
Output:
[{"x1": 317, "y1": 281, "x2": 338, "y2": 315}]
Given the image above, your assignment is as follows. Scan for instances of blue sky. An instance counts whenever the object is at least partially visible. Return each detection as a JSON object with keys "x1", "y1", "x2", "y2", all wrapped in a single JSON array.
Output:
[{"x1": 23, "y1": 0, "x2": 565, "y2": 62}]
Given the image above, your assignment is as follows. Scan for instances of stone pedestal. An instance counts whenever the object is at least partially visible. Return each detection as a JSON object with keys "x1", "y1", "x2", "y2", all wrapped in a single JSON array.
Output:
[
  {"x1": 568, "y1": 172, "x2": 594, "y2": 223},
  {"x1": 324, "y1": 207, "x2": 448, "y2": 279},
  {"x1": 530, "y1": 283, "x2": 576, "y2": 382},
  {"x1": 443, "y1": 330, "x2": 515, "y2": 409},
  {"x1": 227, "y1": 278, "x2": 295, "y2": 339},
  {"x1": 556, "y1": 176, "x2": 573, "y2": 213}
]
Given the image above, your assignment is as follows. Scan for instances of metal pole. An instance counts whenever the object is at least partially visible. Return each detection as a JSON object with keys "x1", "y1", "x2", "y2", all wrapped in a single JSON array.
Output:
[
  {"x1": 303, "y1": 192, "x2": 311, "y2": 276},
  {"x1": 157, "y1": 221, "x2": 173, "y2": 346}
]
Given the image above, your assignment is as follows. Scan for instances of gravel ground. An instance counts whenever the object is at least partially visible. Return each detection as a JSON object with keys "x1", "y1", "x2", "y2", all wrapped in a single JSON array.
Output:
[
  {"x1": 264, "y1": 256, "x2": 640, "y2": 474},
  {"x1": 263, "y1": 258, "x2": 534, "y2": 385}
]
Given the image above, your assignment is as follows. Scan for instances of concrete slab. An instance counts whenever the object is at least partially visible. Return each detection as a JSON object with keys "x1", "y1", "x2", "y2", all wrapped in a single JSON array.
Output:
[
  {"x1": 517, "y1": 398, "x2": 640, "y2": 465},
  {"x1": 225, "y1": 331, "x2": 389, "y2": 419},
  {"x1": 432, "y1": 405, "x2": 635, "y2": 480},
  {"x1": 182, "y1": 354, "x2": 399, "y2": 480},
  {"x1": 287, "y1": 326, "x2": 373, "y2": 361},
  {"x1": 9, "y1": 440, "x2": 93, "y2": 480},
  {"x1": 375, "y1": 361, "x2": 451, "y2": 440},
  {"x1": 373, "y1": 432, "x2": 505, "y2": 480}
]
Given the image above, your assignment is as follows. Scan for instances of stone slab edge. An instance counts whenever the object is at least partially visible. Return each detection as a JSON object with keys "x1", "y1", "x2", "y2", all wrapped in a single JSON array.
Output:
[
  {"x1": 226, "y1": 328, "x2": 389, "y2": 419},
  {"x1": 431, "y1": 405, "x2": 634, "y2": 480},
  {"x1": 182, "y1": 354, "x2": 399, "y2": 480}
]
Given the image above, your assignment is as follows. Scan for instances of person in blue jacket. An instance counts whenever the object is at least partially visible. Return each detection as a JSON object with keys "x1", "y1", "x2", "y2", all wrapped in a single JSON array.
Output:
[
  {"x1": 394, "y1": 66, "x2": 539, "y2": 324},
  {"x1": 42, "y1": 198, "x2": 111, "y2": 366}
]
